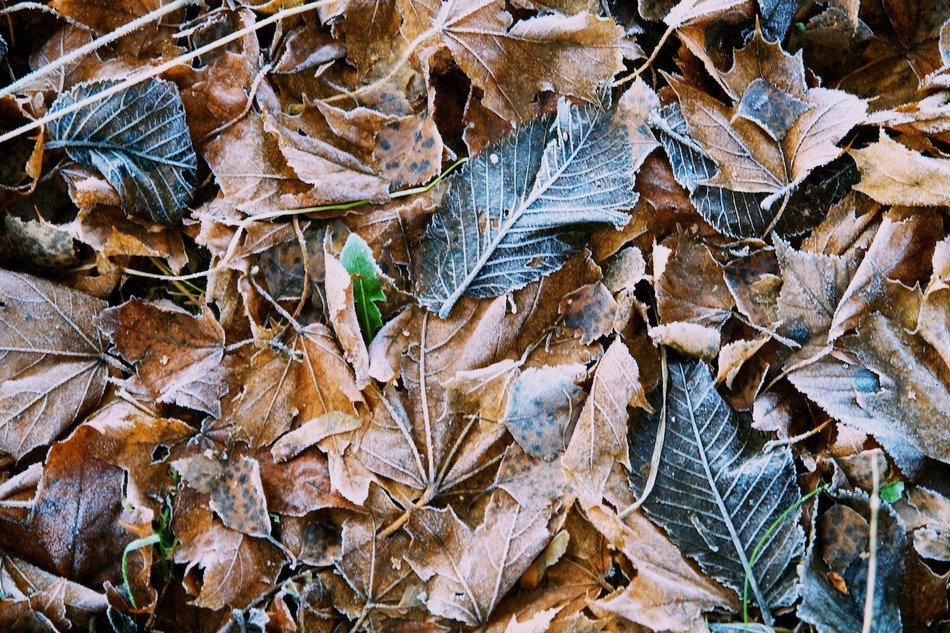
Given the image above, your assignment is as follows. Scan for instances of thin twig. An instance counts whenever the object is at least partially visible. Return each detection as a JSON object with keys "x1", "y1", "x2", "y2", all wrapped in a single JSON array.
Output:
[
  {"x1": 0, "y1": 499, "x2": 34, "y2": 509},
  {"x1": 862, "y1": 451, "x2": 881, "y2": 633},
  {"x1": 612, "y1": 23, "x2": 675, "y2": 88},
  {"x1": 618, "y1": 346, "x2": 667, "y2": 519},
  {"x1": 0, "y1": 0, "x2": 195, "y2": 100},
  {"x1": 763, "y1": 419, "x2": 832, "y2": 452},
  {"x1": 0, "y1": 1, "x2": 331, "y2": 146}
]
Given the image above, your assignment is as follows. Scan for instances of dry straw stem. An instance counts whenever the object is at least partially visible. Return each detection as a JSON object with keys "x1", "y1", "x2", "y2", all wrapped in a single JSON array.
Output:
[
  {"x1": 0, "y1": 0, "x2": 332, "y2": 146},
  {"x1": 0, "y1": 0, "x2": 198, "y2": 100}
]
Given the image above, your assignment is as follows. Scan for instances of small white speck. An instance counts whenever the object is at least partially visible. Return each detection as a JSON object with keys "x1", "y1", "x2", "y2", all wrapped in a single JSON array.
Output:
[{"x1": 489, "y1": 153, "x2": 499, "y2": 165}]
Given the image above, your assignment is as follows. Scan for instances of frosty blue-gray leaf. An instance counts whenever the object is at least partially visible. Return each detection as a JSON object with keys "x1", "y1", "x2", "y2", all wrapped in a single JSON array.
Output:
[
  {"x1": 629, "y1": 359, "x2": 805, "y2": 625},
  {"x1": 416, "y1": 99, "x2": 646, "y2": 319},
  {"x1": 46, "y1": 78, "x2": 197, "y2": 225}
]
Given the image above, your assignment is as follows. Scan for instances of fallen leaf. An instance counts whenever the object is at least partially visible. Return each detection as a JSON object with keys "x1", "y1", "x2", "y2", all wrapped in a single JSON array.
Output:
[{"x1": 0, "y1": 271, "x2": 108, "y2": 459}]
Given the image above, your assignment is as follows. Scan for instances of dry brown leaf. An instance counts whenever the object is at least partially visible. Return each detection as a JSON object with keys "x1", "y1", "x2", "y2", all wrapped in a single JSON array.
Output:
[
  {"x1": 397, "y1": 0, "x2": 624, "y2": 123},
  {"x1": 173, "y1": 488, "x2": 284, "y2": 610},
  {"x1": 0, "y1": 271, "x2": 108, "y2": 459},
  {"x1": 216, "y1": 324, "x2": 361, "y2": 449},
  {"x1": 851, "y1": 133, "x2": 950, "y2": 206},
  {"x1": 562, "y1": 338, "x2": 649, "y2": 509},
  {"x1": 405, "y1": 490, "x2": 554, "y2": 626},
  {"x1": 96, "y1": 299, "x2": 227, "y2": 416}
]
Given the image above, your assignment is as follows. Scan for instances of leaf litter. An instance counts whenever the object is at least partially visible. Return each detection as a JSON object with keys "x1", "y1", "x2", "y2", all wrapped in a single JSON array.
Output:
[{"x1": 0, "y1": 0, "x2": 947, "y2": 631}]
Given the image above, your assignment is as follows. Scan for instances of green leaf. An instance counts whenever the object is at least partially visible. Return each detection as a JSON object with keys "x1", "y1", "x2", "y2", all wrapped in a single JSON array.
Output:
[
  {"x1": 340, "y1": 233, "x2": 385, "y2": 344},
  {"x1": 879, "y1": 480, "x2": 904, "y2": 503}
]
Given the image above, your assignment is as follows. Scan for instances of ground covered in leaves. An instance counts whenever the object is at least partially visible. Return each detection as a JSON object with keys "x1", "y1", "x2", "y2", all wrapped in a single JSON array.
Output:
[{"x1": 0, "y1": 0, "x2": 948, "y2": 631}]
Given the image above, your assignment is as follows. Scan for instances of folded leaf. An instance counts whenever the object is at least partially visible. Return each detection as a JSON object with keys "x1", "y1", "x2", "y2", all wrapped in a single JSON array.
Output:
[
  {"x1": 416, "y1": 86, "x2": 657, "y2": 318},
  {"x1": 628, "y1": 359, "x2": 804, "y2": 624},
  {"x1": 47, "y1": 79, "x2": 197, "y2": 224}
]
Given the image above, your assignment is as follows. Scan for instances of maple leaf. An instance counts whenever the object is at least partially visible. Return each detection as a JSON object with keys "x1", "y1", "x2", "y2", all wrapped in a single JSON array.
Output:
[
  {"x1": 0, "y1": 271, "x2": 109, "y2": 459},
  {"x1": 405, "y1": 490, "x2": 553, "y2": 626},
  {"x1": 659, "y1": 25, "x2": 865, "y2": 238},
  {"x1": 215, "y1": 324, "x2": 362, "y2": 449},
  {"x1": 96, "y1": 299, "x2": 227, "y2": 417},
  {"x1": 396, "y1": 0, "x2": 625, "y2": 123}
]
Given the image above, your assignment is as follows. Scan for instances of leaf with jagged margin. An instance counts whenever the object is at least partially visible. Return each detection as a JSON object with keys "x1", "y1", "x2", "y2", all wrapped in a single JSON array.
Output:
[
  {"x1": 798, "y1": 491, "x2": 907, "y2": 633},
  {"x1": 404, "y1": 490, "x2": 552, "y2": 626},
  {"x1": 652, "y1": 103, "x2": 858, "y2": 239},
  {"x1": 0, "y1": 270, "x2": 108, "y2": 459},
  {"x1": 416, "y1": 84, "x2": 658, "y2": 318},
  {"x1": 340, "y1": 233, "x2": 386, "y2": 344},
  {"x1": 628, "y1": 359, "x2": 804, "y2": 625},
  {"x1": 46, "y1": 79, "x2": 197, "y2": 225},
  {"x1": 788, "y1": 313, "x2": 950, "y2": 474}
]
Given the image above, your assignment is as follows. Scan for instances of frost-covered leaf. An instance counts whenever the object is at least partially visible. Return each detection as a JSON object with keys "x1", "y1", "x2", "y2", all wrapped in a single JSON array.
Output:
[
  {"x1": 501, "y1": 365, "x2": 585, "y2": 461},
  {"x1": 851, "y1": 132, "x2": 950, "y2": 206},
  {"x1": 46, "y1": 79, "x2": 197, "y2": 224},
  {"x1": 0, "y1": 271, "x2": 108, "y2": 458},
  {"x1": 416, "y1": 84, "x2": 657, "y2": 318},
  {"x1": 789, "y1": 314, "x2": 950, "y2": 470},
  {"x1": 653, "y1": 103, "x2": 858, "y2": 238},
  {"x1": 798, "y1": 492, "x2": 907, "y2": 633},
  {"x1": 628, "y1": 359, "x2": 805, "y2": 624},
  {"x1": 96, "y1": 299, "x2": 227, "y2": 417},
  {"x1": 405, "y1": 490, "x2": 552, "y2": 626}
]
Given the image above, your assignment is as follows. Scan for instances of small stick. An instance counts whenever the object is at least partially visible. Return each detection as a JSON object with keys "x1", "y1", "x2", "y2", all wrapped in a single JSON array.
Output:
[
  {"x1": 0, "y1": 1, "x2": 331, "y2": 146},
  {"x1": 0, "y1": 0, "x2": 196, "y2": 99}
]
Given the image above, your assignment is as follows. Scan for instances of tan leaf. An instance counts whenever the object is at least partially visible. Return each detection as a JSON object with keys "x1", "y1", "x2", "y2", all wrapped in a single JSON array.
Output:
[
  {"x1": 851, "y1": 133, "x2": 950, "y2": 206},
  {"x1": 173, "y1": 489, "x2": 284, "y2": 611},
  {"x1": 0, "y1": 271, "x2": 108, "y2": 459},
  {"x1": 586, "y1": 503, "x2": 735, "y2": 632},
  {"x1": 397, "y1": 0, "x2": 624, "y2": 123},
  {"x1": 97, "y1": 299, "x2": 227, "y2": 416},
  {"x1": 405, "y1": 490, "x2": 553, "y2": 626},
  {"x1": 217, "y1": 324, "x2": 361, "y2": 449},
  {"x1": 563, "y1": 338, "x2": 649, "y2": 508},
  {"x1": 648, "y1": 322, "x2": 721, "y2": 360},
  {"x1": 324, "y1": 244, "x2": 372, "y2": 389}
]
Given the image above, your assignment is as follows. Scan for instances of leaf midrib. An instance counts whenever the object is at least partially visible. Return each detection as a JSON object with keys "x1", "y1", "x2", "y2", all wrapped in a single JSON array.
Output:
[
  {"x1": 678, "y1": 363, "x2": 773, "y2": 624},
  {"x1": 436, "y1": 112, "x2": 598, "y2": 317}
]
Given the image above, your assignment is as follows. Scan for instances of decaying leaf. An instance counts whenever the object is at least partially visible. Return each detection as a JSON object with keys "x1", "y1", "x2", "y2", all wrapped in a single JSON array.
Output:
[{"x1": 1, "y1": 2, "x2": 947, "y2": 629}]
